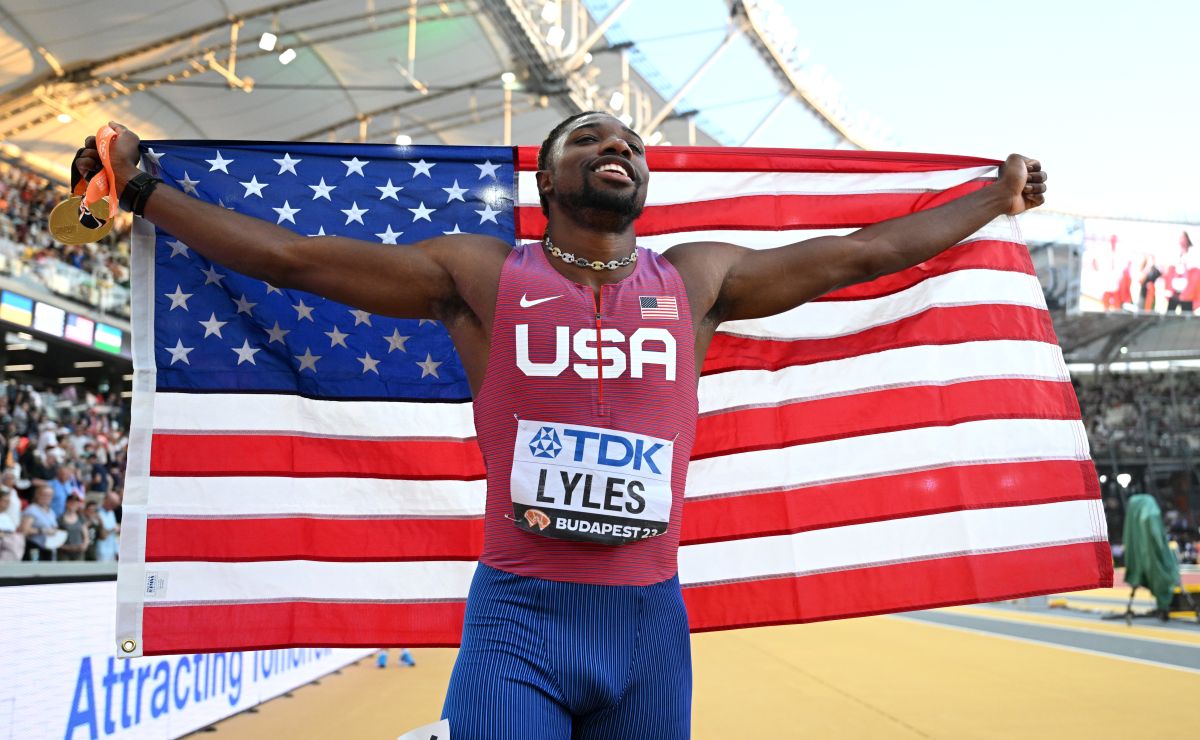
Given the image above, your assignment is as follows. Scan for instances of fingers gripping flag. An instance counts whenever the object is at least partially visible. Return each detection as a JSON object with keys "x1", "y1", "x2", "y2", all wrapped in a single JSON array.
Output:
[{"x1": 118, "y1": 142, "x2": 1110, "y2": 656}]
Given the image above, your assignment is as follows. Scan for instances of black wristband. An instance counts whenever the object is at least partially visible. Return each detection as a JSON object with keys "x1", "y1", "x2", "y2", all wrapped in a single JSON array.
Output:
[{"x1": 118, "y1": 172, "x2": 162, "y2": 216}]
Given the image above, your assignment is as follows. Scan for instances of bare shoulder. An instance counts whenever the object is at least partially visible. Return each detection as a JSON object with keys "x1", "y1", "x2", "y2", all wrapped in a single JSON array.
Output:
[
  {"x1": 422, "y1": 233, "x2": 513, "y2": 267},
  {"x1": 662, "y1": 240, "x2": 746, "y2": 320}
]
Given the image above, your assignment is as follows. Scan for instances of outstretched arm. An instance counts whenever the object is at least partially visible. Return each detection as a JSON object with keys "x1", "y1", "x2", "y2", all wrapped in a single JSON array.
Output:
[
  {"x1": 77, "y1": 123, "x2": 509, "y2": 319},
  {"x1": 673, "y1": 154, "x2": 1045, "y2": 323}
]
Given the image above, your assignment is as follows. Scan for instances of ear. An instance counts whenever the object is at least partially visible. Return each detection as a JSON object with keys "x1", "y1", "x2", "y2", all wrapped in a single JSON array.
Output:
[{"x1": 535, "y1": 169, "x2": 552, "y2": 202}]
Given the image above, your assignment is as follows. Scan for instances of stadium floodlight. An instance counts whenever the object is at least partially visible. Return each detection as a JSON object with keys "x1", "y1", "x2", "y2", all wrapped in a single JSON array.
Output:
[
  {"x1": 57, "y1": 113, "x2": 72, "y2": 124},
  {"x1": 500, "y1": 71, "x2": 517, "y2": 85},
  {"x1": 540, "y1": 2, "x2": 559, "y2": 23},
  {"x1": 258, "y1": 32, "x2": 277, "y2": 51},
  {"x1": 57, "y1": 376, "x2": 85, "y2": 384},
  {"x1": 395, "y1": 134, "x2": 412, "y2": 146},
  {"x1": 608, "y1": 91, "x2": 624, "y2": 111},
  {"x1": 545, "y1": 25, "x2": 565, "y2": 48},
  {"x1": 1116, "y1": 473, "x2": 1132, "y2": 488},
  {"x1": 3, "y1": 364, "x2": 33, "y2": 372},
  {"x1": 74, "y1": 361, "x2": 103, "y2": 369},
  {"x1": 279, "y1": 48, "x2": 297, "y2": 65},
  {"x1": 646, "y1": 131, "x2": 663, "y2": 146}
]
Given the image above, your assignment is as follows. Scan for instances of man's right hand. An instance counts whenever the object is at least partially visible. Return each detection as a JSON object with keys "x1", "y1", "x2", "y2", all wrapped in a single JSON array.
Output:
[{"x1": 73, "y1": 121, "x2": 142, "y2": 193}]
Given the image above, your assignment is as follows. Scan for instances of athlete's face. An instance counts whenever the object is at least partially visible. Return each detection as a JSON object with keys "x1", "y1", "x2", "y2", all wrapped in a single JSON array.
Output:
[{"x1": 541, "y1": 114, "x2": 650, "y2": 231}]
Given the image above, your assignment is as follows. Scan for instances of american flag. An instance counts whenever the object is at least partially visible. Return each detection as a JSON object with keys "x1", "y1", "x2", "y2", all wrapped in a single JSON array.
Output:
[
  {"x1": 117, "y1": 141, "x2": 1111, "y2": 657},
  {"x1": 639, "y1": 295, "x2": 679, "y2": 320}
]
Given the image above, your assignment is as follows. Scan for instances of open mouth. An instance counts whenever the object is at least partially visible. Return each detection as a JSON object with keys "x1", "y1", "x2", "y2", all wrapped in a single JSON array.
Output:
[{"x1": 590, "y1": 159, "x2": 634, "y2": 184}]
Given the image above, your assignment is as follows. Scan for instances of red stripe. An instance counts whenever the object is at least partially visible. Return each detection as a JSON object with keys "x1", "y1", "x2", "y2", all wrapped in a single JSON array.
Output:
[
  {"x1": 141, "y1": 600, "x2": 466, "y2": 655},
  {"x1": 516, "y1": 145, "x2": 1000, "y2": 173},
  {"x1": 516, "y1": 181, "x2": 990, "y2": 238},
  {"x1": 145, "y1": 517, "x2": 485, "y2": 562},
  {"x1": 150, "y1": 434, "x2": 485, "y2": 479},
  {"x1": 683, "y1": 541, "x2": 1113, "y2": 632},
  {"x1": 140, "y1": 541, "x2": 1110, "y2": 652},
  {"x1": 145, "y1": 460, "x2": 1097, "y2": 561},
  {"x1": 703, "y1": 304, "x2": 1057, "y2": 375},
  {"x1": 816, "y1": 240, "x2": 1033, "y2": 302},
  {"x1": 681, "y1": 460, "x2": 1100, "y2": 547},
  {"x1": 694, "y1": 378, "x2": 1083, "y2": 460}
]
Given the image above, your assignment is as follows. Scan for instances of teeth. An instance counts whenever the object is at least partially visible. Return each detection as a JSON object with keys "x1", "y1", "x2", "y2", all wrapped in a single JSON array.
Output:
[{"x1": 594, "y1": 163, "x2": 628, "y2": 176}]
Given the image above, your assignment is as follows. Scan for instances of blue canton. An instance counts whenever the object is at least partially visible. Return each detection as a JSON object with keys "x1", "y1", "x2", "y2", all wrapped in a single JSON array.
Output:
[{"x1": 141, "y1": 141, "x2": 515, "y2": 401}]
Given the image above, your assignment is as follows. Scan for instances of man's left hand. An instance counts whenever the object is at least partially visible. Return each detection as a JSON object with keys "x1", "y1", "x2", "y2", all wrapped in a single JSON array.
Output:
[{"x1": 997, "y1": 153, "x2": 1047, "y2": 215}]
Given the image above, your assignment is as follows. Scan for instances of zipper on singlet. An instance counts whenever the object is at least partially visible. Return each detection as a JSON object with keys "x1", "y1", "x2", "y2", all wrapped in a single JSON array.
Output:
[{"x1": 595, "y1": 286, "x2": 605, "y2": 414}]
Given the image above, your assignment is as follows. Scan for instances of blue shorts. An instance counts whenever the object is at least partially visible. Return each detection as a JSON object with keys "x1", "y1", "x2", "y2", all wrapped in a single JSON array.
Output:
[{"x1": 442, "y1": 563, "x2": 692, "y2": 739}]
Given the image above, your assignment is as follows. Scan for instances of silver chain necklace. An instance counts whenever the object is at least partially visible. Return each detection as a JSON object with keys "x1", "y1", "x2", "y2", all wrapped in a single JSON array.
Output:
[{"x1": 543, "y1": 234, "x2": 638, "y2": 272}]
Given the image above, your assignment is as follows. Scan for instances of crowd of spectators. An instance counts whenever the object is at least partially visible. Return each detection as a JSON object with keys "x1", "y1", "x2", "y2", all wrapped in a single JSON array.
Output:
[
  {"x1": 1077, "y1": 369, "x2": 1200, "y2": 566},
  {"x1": 0, "y1": 159, "x2": 132, "y2": 305},
  {"x1": 1074, "y1": 370, "x2": 1200, "y2": 459},
  {"x1": 0, "y1": 380, "x2": 128, "y2": 562}
]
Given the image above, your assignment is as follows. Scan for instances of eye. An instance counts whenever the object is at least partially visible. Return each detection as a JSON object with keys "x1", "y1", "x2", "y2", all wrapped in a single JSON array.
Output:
[{"x1": 575, "y1": 134, "x2": 597, "y2": 144}]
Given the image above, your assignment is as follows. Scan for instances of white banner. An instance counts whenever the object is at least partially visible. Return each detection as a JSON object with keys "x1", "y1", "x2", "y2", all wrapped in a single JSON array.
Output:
[{"x1": 0, "y1": 581, "x2": 372, "y2": 740}]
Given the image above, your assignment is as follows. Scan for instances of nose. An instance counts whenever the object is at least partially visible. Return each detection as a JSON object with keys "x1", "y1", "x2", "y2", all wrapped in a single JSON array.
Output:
[{"x1": 599, "y1": 134, "x2": 632, "y2": 158}]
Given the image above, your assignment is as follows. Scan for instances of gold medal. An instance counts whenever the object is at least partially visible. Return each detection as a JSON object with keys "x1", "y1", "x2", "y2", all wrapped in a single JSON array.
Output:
[{"x1": 49, "y1": 196, "x2": 113, "y2": 244}]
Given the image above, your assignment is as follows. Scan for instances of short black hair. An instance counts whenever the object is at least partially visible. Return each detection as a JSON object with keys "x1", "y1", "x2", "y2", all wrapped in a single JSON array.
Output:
[{"x1": 536, "y1": 110, "x2": 605, "y2": 215}]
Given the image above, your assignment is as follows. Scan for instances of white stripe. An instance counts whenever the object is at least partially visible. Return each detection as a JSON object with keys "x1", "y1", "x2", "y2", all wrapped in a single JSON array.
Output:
[
  {"x1": 518, "y1": 167, "x2": 998, "y2": 207},
  {"x1": 698, "y1": 340, "x2": 1070, "y2": 414},
  {"x1": 130, "y1": 559, "x2": 477, "y2": 604},
  {"x1": 677, "y1": 499, "x2": 1105, "y2": 586},
  {"x1": 146, "y1": 476, "x2": 485, "y2": 518},
  {"x1": 632, "y1": 215, "x2": 1020, "y2": 252},
  {"x1": 153, "y1": 392, "x2": 476, "y2": 437},
  {"x1": 685, "y1": 418, "x2": 1089, "y2": 500},
  {"x1": 717, "y1": 269, "x2": 1047, "y2": 341}
]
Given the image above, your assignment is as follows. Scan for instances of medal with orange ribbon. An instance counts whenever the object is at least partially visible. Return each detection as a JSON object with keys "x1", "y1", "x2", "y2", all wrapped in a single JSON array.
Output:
[{"x1": 49, "y1": 125, "x2": 120, "y2": 245}]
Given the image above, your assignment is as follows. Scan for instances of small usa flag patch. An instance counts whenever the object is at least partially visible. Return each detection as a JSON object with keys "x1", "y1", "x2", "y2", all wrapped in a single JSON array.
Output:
[{"x1": 639, "y1": 295, "x2": 679, "y2": 320}]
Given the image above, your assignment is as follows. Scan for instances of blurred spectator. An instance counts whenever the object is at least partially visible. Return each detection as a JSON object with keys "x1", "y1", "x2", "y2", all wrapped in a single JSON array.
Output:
[
  {"x1": 18, "y1": 484, "x2": 59, "y2": 560},
  {"x1": 57, "y1": 493, "x2": 89, "y2": 561},
  {"x1": 84, "y1": 448, "x2": 111, "y2": 494},
  {"x1": 48, "y1": 463, "x2": 83, "y2": 518},
  {"x1": 0, "y1": 471, "x2": 23, "y2": 560},
  {"x1": 82, "y1": 500, "x2": 100, "y2": 561},
  {"x1": 93, "y1": 491, "x2": 120, "y2": 562}
]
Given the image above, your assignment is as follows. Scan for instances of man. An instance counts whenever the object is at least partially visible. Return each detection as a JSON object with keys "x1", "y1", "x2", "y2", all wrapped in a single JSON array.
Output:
[
  {"x1": 76, "y1": 113, "x2": 1046, "y2": 738},
  {"x1": 93, "y1": 491, "x2": 121, "y2": 562},
  {"x1": 48, "y1": 463, "x2": 83, "y2": 518},
  {"x1": 0, "y1": 469, "x2": 23, "y2": 561}
]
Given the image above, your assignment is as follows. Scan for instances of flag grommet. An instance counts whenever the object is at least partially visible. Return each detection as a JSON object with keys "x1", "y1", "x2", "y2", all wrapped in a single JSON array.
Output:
[{"x1": 120, "y1": 639, "x2": 137, "y2": 654}]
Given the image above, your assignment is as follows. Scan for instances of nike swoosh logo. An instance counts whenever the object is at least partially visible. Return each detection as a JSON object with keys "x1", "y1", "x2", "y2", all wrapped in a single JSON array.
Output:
[{"x1": 520, "y1": 294, "x2": 563, "y2": 308}]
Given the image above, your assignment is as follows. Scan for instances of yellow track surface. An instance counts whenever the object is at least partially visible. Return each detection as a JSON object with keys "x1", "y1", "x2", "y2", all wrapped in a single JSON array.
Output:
[{"x1": 196, "y1": 612, "x2": 1200, "y2": 739}]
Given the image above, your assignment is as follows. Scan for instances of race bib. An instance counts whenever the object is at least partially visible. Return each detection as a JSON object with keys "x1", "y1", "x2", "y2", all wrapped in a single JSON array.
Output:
[{"x1": 510, "y1": 419, "x2": 673, "y2": 545}]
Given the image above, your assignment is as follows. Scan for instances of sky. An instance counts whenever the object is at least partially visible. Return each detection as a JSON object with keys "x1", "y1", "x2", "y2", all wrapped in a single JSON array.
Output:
[{"x1": 582, "y1": 0, "x2": 1199, "y2": 223}]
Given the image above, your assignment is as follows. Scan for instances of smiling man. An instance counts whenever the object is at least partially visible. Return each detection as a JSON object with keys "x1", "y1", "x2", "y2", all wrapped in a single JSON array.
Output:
[{"x1": 78, "y1": 112, "x2": 1045, "y2": 739}]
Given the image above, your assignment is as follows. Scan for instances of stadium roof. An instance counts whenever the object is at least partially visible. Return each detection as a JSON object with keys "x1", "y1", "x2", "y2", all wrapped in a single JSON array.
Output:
[{"x1": 0, "y1": 0, "x2": 732, "y2": 182}]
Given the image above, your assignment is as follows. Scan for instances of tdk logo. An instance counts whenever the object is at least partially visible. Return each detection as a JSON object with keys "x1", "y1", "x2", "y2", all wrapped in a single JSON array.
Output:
[
  {"x1": 528, "y1": 427, "x2": 563, "y2": 459},
  {"x1": 544, "y1": 427, "x2": 665, "y2": 474}
]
